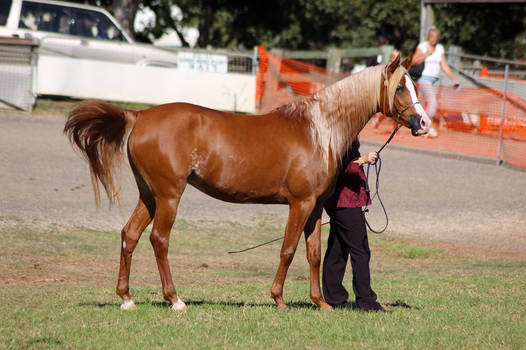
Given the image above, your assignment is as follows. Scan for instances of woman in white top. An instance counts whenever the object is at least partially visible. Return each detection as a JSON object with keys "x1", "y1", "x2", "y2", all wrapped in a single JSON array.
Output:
[{"x1": 412, "y1": 26, "x2": 459, "y2": 137}]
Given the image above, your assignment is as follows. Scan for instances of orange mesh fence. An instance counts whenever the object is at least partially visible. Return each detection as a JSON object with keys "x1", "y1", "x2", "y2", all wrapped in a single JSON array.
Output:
[
  {"x1": 255, "y1": 46, "x2": 526, "y2": 170},
  {"x1": 256, "y1": 46, "x2": 346, "y2": 112}
]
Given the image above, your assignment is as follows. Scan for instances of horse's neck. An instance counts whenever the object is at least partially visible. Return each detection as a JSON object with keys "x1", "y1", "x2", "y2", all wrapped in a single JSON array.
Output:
[{"x1": 316, "y1": 66, "x2": 382, "y2": 160}]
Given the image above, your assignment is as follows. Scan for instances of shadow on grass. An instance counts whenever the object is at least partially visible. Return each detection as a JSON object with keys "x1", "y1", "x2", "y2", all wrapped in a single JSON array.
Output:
[
  {"x1": 385, "y1": 299, "x2": 421, "y2": 310},
  {"x1": 22, "y1": 337, "x2": 62, "y2": 346},
  {"x1": 80, "y1": 299, "x2": 420, "y2": 311},
  {"x1": 79, "y1": 300, "x2": 318, "y2": 310},
  {"x1": 183, "y1": 300, "x2": 318, "y2": 310}
]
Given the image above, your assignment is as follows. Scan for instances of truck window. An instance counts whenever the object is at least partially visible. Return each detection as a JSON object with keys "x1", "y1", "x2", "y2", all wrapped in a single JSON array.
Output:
[
  {"x1": 70, "y1": 8, "x2": 125, "y2": 41},
  {"x1": 18, "y1": 1, "x2": 125, "y2": 41},
  {"x1": 0, "y1": 1, "x2": 13, "y2": 26},
  {"x1": 19, "y1": 1, "x2": 71, "y2": 34}
]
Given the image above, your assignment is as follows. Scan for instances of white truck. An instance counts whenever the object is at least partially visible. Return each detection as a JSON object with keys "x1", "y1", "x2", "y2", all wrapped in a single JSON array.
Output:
[
  {"x1": 0, "y1": 0, "x2": 179, "y2": 66},
  {"x1": 0, "y1": 0, "x2": 256, "y2": 113}
]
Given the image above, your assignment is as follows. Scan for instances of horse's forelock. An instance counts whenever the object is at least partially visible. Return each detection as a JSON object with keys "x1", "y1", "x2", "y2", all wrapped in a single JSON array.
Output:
[{"x1": 385, "y1": 66, "x2": 409, "y2": 113}]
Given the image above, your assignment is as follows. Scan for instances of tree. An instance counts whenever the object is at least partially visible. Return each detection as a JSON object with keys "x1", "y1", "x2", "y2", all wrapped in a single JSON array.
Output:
[
  {"x1": 432, "y1": 2, "x2": 526, "y2": 59},
  {"x1": 138, "y1": 0, "x2": 295, "y2": 48}
]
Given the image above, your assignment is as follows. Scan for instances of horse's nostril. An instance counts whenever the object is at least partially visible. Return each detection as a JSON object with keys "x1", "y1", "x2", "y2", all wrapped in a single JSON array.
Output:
[{"x1": 420, "y1": 118, "x2": 427, "y2": 129}]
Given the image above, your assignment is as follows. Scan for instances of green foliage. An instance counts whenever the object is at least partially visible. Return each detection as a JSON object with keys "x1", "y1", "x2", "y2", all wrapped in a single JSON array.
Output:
[{"x1": 433, "y1": 3, "x2": 526, "y2": 59}]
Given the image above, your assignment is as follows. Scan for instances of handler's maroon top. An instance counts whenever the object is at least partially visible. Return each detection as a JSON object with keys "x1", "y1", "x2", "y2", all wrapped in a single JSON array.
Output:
[{"x1": 324, "y1": 139, "x2": 371, "y2": 210}]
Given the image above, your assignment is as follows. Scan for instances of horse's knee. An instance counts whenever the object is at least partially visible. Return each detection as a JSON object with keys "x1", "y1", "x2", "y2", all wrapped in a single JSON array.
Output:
[
  {"x1": 307, "y1": 249, "x2": 321, "y2": 267},
  {"x1": 280, "y1": 248, "x2": 296, "y2": 266},
  {"x1": 149, "y1": 230, "x2": 169, "y2": 255},
  {"x1": 121, "y1": 230, "x2": 139, "y2": 254}
]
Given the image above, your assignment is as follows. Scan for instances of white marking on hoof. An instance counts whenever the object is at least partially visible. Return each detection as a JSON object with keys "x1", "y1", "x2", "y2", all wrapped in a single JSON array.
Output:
[
  {"x1": 120, "y1": 299, "x2": 136, "y2": 310},
  {"x1": 172, "y1": 297, "x2": 187, "y2": 311}
]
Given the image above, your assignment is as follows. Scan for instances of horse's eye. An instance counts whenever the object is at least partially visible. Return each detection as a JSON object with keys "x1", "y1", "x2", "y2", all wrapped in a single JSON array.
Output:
[{"x1": 396, "y1": 84, "x2": 404, "y2": 93}]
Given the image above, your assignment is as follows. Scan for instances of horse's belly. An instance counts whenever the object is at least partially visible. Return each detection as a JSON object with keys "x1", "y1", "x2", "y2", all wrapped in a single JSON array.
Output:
[{"x1": 188, "y1": 173, "x2": 288, "y2": 205}]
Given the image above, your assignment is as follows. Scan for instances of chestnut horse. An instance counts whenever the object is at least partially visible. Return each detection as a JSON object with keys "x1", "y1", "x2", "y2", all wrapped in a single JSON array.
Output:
[{"x1": 64, "y1": 53, "x2": 430, "y2": 312}]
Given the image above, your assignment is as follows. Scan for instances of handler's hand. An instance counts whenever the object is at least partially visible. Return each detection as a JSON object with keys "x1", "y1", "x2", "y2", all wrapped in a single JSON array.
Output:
[{"x1": 354, "y1": 152, "x2": 378, "y2": 165}]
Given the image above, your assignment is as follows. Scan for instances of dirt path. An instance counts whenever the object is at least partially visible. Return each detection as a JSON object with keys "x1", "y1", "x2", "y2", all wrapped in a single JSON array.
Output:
[{"x1": 1, "y1": 111, "x2": 525, "y2": 259}]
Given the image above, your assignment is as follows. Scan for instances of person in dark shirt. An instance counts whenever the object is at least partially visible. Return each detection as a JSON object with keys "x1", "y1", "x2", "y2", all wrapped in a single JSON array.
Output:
[{"x1": 323, "y1": 138, "x2": 388, "y2": 312}]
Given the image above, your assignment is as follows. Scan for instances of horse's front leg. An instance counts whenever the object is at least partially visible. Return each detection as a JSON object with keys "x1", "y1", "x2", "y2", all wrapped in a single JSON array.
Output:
[
  {"x1": 304, "y1": 205, "x2": 332, "y2": 311},
  {"x1": 271, "y1": 198, "x2": 315, "y2": 311}
]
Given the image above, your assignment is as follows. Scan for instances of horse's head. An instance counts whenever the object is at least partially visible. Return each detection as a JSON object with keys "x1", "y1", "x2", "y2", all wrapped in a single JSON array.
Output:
[{"x1": 379, "y1": 53, "x2": 431, "y2": 136}]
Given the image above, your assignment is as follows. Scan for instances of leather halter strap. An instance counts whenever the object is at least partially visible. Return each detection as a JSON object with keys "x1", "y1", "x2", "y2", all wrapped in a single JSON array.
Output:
[
  {"x1": 395, "y1": 101, "x2": 420, "y2": 121},
  {"x1": 381, "y1": 71, "x2": 421, "y2": 126}
]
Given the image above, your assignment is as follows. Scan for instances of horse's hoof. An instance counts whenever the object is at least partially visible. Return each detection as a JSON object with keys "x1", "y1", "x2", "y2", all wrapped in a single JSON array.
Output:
[
  {"x1": 320, "y1": 304, "x2": 333, "y2": 312},
  {"x1": 172, "y1": 297, "x2": 187, "y2": 311},
  {"x1": 277, "y1": 306, "x2": 289, "y2": 312},
  {"x1": 120, "y1": 299, "x2": 136, "y2": 310}
]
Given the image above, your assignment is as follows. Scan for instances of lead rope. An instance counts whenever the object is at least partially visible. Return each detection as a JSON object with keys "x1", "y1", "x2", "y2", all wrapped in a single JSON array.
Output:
[
  {"x1": 363, "y1": 100, "x2": 419, "y2": 234},
  {"x1": 362, "y1": 124, "x2": 400, "y2": 234}
]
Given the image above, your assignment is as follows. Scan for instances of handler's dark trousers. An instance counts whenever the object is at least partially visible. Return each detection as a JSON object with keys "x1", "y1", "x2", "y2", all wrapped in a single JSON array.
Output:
[{"x1": 322, "y1": 207, "x2": 378, "y2": 307}]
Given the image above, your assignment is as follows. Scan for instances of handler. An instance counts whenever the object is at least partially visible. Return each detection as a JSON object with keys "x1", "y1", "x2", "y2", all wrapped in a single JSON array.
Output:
[{"x1": 322, "y1": 138, "x2": 388, "y2": 313}]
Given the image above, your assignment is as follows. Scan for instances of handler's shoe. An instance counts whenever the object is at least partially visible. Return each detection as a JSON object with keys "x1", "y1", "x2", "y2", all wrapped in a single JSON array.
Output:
[
  {"x1": 331, "y1": 301, "x2": 353, "y2": 309},
  {"x1": 357, "y1": 302, "x2": 390, "y2": 313}
]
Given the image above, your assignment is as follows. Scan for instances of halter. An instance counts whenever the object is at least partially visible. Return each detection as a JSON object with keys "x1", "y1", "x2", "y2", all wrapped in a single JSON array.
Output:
[
  {"x1": 394, "y1": 101, "x2": 421, "y2": 123},
  {"x1": 375, "y1": 71, "x2": 420, "y2": 155},
  {"x1": 382, "y1": 69, "x2": 421, "y2": 127}
]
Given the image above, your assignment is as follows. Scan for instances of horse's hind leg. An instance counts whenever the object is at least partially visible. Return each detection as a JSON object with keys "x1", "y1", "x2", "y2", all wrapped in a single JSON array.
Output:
[
  {"x1": 149, "y1": 180, "x2": 187, "y2": 311},
  {"x1": 116, "y1": 197, "x2": 154, "y2": 309},
  {"x1": 304, "y1": 205, "x2": 332, "y2": 311}
]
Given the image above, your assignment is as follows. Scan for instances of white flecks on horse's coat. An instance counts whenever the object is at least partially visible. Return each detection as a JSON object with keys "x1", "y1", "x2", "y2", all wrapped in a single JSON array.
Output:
[
  {"x1": 120, "y1": 299, "x2": 136, "y2": 310},
  {"x1": 404, "y1": 75, "x2": 430, "y2": 121},
  {"x1": 172, "y1": 297, "x2": 187, "y2": 311}
]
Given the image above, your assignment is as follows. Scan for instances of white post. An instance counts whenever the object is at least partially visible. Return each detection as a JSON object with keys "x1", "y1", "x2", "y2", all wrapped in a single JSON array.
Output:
[
  {"x1": 496, "y1": 64, "x2": 509, "y2": 165},
  {"x1": 420, "y1": 0, "x2": 434, "y2": 42}
]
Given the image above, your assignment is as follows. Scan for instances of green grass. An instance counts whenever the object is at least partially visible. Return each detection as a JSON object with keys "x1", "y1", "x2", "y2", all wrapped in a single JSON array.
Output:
[
  {"x1": 32, "y1": 98, "x2": 153, "y2": 116},
  {"x1": 0, "y1": 216, "x2": 525, "y2": 349}
]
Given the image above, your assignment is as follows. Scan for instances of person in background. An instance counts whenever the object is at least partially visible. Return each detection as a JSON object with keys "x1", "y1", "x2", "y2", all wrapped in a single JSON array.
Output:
[
  {"x1": 412, "y1": 26, "x2": 459, "y2": 138},
  {"x1": 322, "y1": 139, "x2": 388, "y2": 313}
]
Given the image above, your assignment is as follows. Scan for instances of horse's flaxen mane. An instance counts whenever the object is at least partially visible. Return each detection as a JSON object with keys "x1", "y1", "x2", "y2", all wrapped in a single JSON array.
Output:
[{"x1": 278, "y1": 64, "x2": 407, "y2": 166}]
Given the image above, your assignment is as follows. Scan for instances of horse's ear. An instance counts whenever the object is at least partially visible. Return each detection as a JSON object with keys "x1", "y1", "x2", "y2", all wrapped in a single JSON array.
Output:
[
  {"x1": 387, "y1": 52, "x2": 401, "y2": 76},
  {"x1": 401, "y1": 52, "x2": 413, "y2": 69}
]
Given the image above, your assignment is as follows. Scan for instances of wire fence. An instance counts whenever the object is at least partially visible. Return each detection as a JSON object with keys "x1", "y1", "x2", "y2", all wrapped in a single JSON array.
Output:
[{"x1": 255, "y1": 46, "x2": 526, "y2": 171}]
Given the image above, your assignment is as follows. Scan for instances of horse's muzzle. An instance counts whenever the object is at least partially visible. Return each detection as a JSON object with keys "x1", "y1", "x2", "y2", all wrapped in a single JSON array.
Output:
[{"x1": 409, "y1": 115, "x2": 430, "y2": 136}]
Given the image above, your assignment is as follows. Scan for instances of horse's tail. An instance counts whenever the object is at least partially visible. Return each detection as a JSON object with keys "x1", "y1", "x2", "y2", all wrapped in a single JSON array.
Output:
[{"x1": 64, "y1": 100, "x2": 138, "y2": 207}]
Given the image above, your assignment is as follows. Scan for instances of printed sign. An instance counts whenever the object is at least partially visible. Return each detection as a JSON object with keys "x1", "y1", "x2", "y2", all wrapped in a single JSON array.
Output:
[{"x1": 178, "y1": 51, "x2": 228, "y2": 73}]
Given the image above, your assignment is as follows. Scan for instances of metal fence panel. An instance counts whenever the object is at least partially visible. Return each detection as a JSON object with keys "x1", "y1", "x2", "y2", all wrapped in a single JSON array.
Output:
[{"x1": 0, "y1": 38, "x2": 38, "y2": 112}]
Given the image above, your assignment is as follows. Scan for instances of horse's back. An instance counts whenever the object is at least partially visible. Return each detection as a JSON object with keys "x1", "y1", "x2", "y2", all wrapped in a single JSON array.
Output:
[
  {"x1": 130, "y1": 102, "x2": 308, "y2": 152},
  {"x1": 128, "y1": 102, "x2": 323, "y2": 204}
]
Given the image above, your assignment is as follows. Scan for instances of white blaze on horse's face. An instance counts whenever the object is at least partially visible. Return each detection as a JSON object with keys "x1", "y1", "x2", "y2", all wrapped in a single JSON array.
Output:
[{"x1": 405, "y1": 74, "x2": 432, "y2": 135}]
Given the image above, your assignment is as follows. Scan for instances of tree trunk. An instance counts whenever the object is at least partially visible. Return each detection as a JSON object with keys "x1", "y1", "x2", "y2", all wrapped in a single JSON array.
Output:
[{"x1": 109, "y1": 0, "x2": 139, "y2": 40}]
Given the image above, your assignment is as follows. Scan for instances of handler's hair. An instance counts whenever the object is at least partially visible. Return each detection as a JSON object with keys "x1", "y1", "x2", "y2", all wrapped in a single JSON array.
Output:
[{"x1": 426, "y1": 26, "x2": 440, "y2": 39}]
